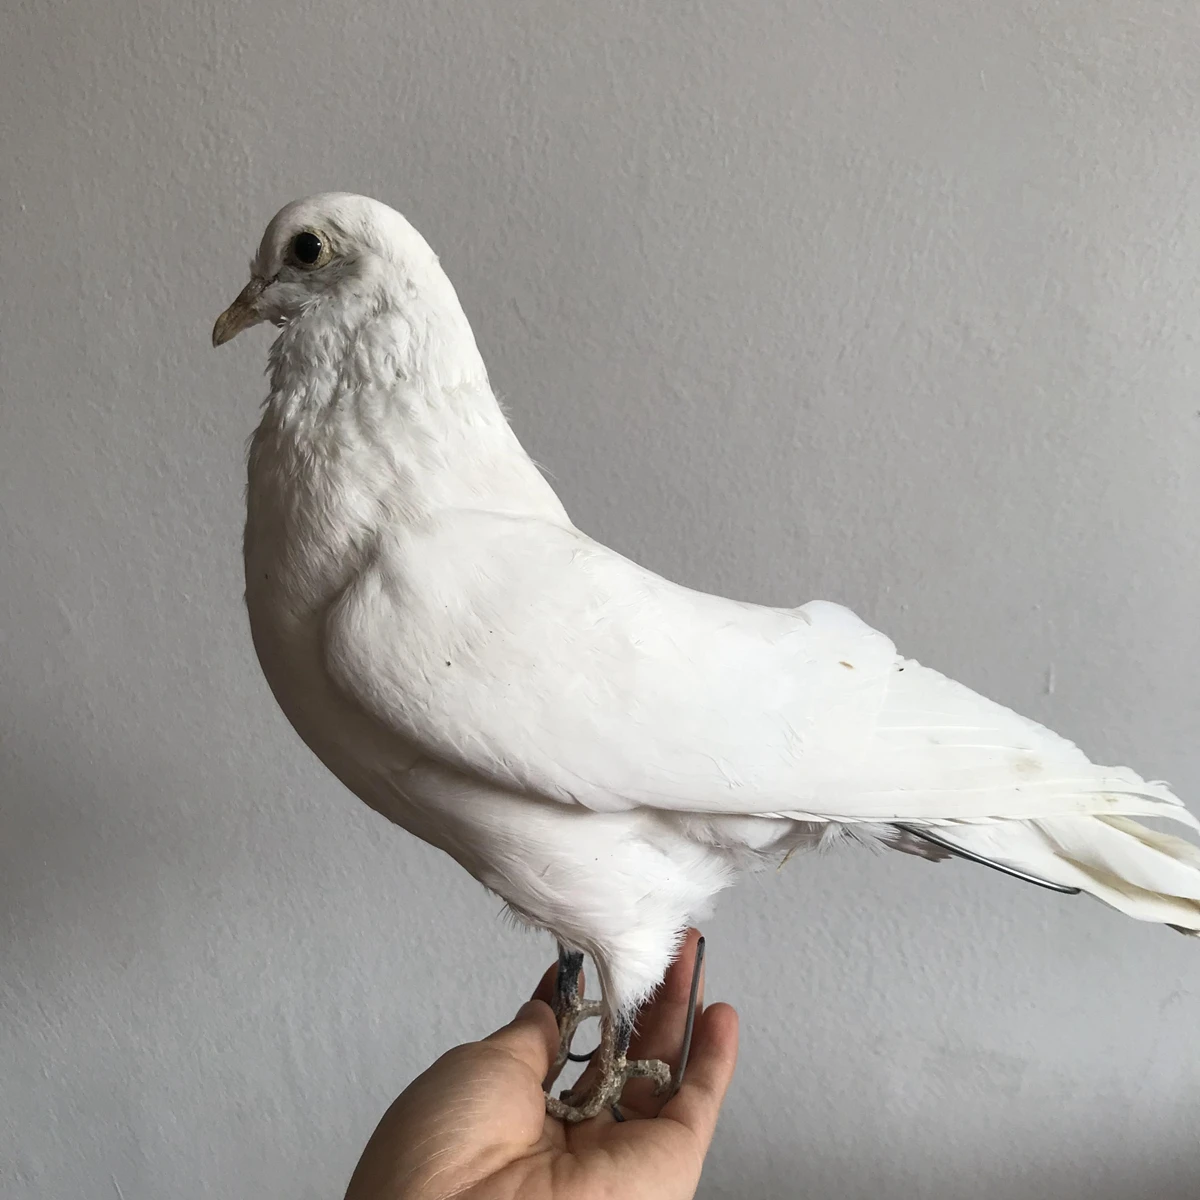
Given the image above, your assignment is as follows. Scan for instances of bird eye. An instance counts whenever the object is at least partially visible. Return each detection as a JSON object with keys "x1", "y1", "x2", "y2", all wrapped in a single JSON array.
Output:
[{"x1": 289, "y1": 230, "x2": 327, "y2": 267}]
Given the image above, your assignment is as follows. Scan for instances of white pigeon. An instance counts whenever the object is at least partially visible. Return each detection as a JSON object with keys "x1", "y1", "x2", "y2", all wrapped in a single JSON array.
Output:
[{"x1": 214, "y1": 193, "x2": 1200, "y2": 1120}]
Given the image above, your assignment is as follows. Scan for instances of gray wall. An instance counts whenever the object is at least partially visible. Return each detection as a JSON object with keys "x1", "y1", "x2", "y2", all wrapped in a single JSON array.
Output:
[{"x1": 4, "y1": 2, "x2": 1200, "y2": 1197}]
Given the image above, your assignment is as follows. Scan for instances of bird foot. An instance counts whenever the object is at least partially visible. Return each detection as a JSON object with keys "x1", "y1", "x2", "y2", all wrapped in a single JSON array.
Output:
[
  {"x1": 542, "y1": 935, "x2": 706, "y2": 1123},
  {"x1": 545, "y1": 995, "x2": 604, "y2": 1088},
  {"x1": 546, "y1": 1053, "x2": 672, "y2": 1123}
]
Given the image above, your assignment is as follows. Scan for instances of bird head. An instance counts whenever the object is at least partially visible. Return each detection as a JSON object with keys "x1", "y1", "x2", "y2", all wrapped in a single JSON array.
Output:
[{"x1": 211, "y1": 193, "x2": 447, "y2": 348}]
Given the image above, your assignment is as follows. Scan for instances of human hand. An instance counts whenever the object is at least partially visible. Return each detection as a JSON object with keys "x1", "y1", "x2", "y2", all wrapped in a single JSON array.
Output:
[{"x1": 344, "y1": 929, "x2": 738, "y2": 1200}]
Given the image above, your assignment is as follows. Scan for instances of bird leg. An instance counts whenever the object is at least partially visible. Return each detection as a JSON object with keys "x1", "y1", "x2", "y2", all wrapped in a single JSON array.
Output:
[
  {"x1": 545, "y1": 1013, "x2": 672, "y2": 1122},
  {"x1": 542, "y1": 937, "x2": 705, "y2": 1122},
  {"x1": 543, "y1": 945, "x2": 602, "y2": 1092}
]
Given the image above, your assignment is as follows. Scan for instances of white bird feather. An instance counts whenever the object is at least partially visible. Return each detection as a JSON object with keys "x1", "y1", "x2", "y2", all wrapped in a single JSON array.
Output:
[{"x1": 217, "y1": 193, "x2": 1200, "y2": 1019}]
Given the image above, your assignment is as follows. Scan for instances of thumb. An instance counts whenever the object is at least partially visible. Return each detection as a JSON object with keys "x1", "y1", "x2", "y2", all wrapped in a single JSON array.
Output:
[{"x1": 483, "y1": 998, "x2": 560, "y2": 1081}]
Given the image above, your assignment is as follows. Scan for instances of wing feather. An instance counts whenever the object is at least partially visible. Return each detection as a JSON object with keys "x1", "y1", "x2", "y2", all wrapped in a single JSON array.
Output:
[{"x1": 324, "y1": 513, "x2": 1194, "y2": 831}]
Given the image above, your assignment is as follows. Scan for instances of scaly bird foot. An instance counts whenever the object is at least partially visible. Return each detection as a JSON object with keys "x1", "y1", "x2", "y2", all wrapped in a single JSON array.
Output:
[
  {"x1": 545, "y1": 1011, "x2": 672, "y2": 1122},
  {"x1": 542, "y1": 935, "x2": 705, "y2": 1123},
  {"x1": 546, "y1": 1058, "x2": 672, "y2": 1122},
  {"x1": 543, "y1": 946, "x2": 603, "y2": 1091}
]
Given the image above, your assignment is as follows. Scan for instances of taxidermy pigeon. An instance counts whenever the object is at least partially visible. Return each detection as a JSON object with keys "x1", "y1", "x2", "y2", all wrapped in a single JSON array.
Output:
[{"x1": 213, "y1": 193, "x2": 1200, "y2": 1120}]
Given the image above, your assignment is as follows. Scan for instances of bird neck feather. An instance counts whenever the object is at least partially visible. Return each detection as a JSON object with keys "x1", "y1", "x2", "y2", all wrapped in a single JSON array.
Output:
[{"x1": 250, "y1": 277, "x2": 567, "y2": 528}]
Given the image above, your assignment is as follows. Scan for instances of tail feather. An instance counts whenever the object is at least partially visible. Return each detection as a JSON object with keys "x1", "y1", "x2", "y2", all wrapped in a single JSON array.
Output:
[
  {"x1": 924, "y1": 814, "x2": 1200, "y2": 934},
  {"x1": 805, "y1": 659, "x2": 1200, "y2": 828}
]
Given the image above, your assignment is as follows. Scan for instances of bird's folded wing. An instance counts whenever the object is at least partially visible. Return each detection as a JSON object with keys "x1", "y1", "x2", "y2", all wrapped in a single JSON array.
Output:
[{"x1": 323, "y1": 512, "x2": 1193, "y2": 829}]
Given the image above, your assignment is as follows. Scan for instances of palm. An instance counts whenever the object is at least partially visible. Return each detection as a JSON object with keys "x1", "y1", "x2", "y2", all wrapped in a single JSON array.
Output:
[{"x1": 345, "y1": 930, "x2": 738, "y2": 1200}]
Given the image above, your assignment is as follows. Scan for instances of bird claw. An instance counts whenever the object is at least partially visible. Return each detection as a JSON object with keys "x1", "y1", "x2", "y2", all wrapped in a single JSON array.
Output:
[
  {"x1": 548, "y1": 1054, "x2": 673, "y2": 1122},
  {"x1": 543, "y1": 936, "x2": 706, "y2": 1122},
  {"x1": 625, "y1": 1056, "x2": 673, "y2": 1094},
  {"x1": 543, "y1": 946, "x2": 603, "y2": 1091},
  {"x1": 544, "y1": 997, "x2": 603, "y2": 1089}
]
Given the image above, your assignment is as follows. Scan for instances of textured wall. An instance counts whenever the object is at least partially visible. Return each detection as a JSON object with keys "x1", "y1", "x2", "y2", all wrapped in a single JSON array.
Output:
[{"x1": 4, "y1": 2, "x2": 1200, "y2": 1197}]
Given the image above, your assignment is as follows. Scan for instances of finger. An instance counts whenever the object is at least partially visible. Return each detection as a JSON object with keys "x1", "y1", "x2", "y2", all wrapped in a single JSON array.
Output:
[
  {"x1": 628, "y1": 927, "x2": 705, "y2": 1065},
  {"x1": 531, "y1": 960, "x2": 586, "y2": 1005},
  {"x1": 531, "y1": 963, "x2": 558, "y2": 1005},
  {"x1": 659, "y1": 1002, "x2": 739, "y2": 1146},
  {"x1": 484, "y1": 999, "x2": 559, "y2": 1081}
]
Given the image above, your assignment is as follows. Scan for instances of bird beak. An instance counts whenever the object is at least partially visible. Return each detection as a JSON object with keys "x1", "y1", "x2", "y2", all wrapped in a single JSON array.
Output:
[{"x1": 212, "y1": 277, "x2": 268, "y2": 347}]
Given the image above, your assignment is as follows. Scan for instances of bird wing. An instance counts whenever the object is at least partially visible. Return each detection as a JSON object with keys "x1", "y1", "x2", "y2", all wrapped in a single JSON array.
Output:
[{"x1": 324, "y1": 510, "x2": 1194, "y2": 830}]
